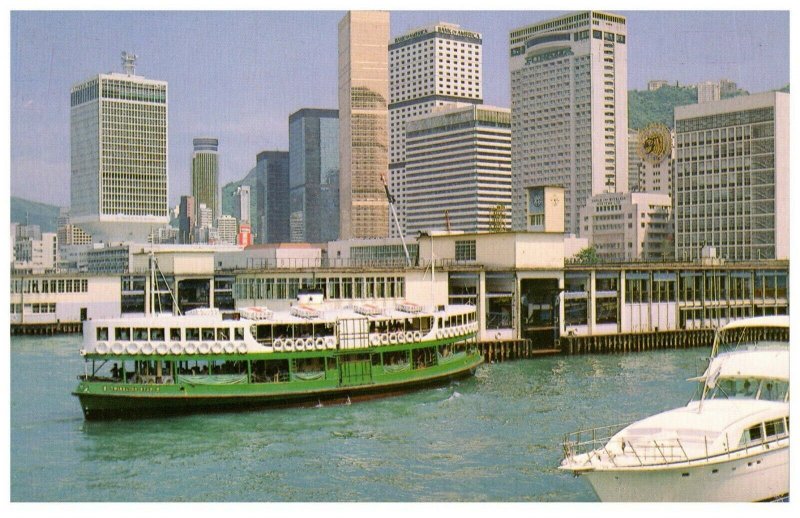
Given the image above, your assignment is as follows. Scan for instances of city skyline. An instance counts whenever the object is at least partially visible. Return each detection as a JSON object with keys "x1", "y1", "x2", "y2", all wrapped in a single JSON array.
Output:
[{"x1": 10, "y1": 10, "x2": 790, "y2": 208}]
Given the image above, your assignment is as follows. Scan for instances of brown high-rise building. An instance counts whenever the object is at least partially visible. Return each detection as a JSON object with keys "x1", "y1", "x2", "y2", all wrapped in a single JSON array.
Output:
[{"x1": 338, "y1": 11, "x2": 390, "y2": 239}]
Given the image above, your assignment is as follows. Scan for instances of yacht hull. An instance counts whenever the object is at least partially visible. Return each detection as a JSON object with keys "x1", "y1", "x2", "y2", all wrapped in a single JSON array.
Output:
[{"x1": 580, "y1": 444, "x2": 788, "y2": 502}]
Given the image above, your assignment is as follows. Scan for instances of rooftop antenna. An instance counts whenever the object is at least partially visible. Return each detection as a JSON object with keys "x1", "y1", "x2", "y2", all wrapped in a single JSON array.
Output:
[{"x1": 121, "y1": 51, "x2": 137, "y2": 75}]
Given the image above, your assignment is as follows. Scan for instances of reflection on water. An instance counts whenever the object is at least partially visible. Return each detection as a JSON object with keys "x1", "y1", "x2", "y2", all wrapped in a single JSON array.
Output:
[{"x1": 11, "y1": 334, "x2": 702, "y2": 502}]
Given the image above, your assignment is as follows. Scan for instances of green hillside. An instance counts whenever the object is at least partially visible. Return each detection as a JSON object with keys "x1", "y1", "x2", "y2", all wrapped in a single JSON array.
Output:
[
  {"x1": 628, "y1": 85, "x2": 697, "y2": 130},
  {"x1": 10, "y1": 197, "x2": 62, "y2": 233}
]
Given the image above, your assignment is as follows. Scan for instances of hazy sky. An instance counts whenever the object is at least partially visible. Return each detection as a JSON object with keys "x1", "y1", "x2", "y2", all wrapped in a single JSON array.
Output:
[{"x1": 9, "y1": 10, "x2": 790, "y2": 208}]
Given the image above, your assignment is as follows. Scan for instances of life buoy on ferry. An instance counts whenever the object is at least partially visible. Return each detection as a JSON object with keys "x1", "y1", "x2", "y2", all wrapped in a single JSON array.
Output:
[
  {"x1": 436, "y1": 330, "x2": 442, "y2": 340},
  {"x1": 389, "y1": 332, "x2": 398, "y2": 344},
  {"x1": 170, "y1": 343, "x2": 183, "y2": 355},
  {"x1": 141, "y1": 342, "x2": 155, "y2": 355},
  {"x1": 125, "y1": 343, "x2": 140, "y2": 355},
  {"x1": 294, "y1": 339, "x2": 305, "y2": 351},
  {"x1": 413, "y1": 331, "x2": 422, "y2": 342},
  {"x1": 185, "y1": 342, "x2": 197, "y2": 355},
  {"x1": 198, "y1": 342, "x2": 210, "y2": 354},
  {"x1": 284, "y1": 338, "x2": 295, "y2": 352},
  {"x1": 380, "y1": 333, "x2": 390, "y2": 345},
  {"x1": 325, "y1": 337, "x2": 336, "y2": 349},
  {"x1": 224, "y1": 343, "x2": 236, "y2": 354},
  {"x1": 405, "y1": 331, "x2": 414, "y2": 343},
  {"x1": 80, "y1": 349, "x2": 87, "y2": 356},
  {"x1": 236, "y1": 343, "x2": 248, "y2": 354},
  {"x1": 211, "y1": 342, "x2": 223, "y2": 354},
  {"x1": 273, "y1": 338, "x2": 284, "y2": 351},
  {"x1": 112, "y1": 343, "x2": 125, "y2": 355},
  {"x1": 370, "y1": 335, "x2": 380, "y2": 346},
  {"x1": 96, "y1": 342, "x2": 109, "y2": 354},
  {"x1": 305, "y1": 337, "x2": 314, "y2": 350},
  {"x1": 155, "y1": 342, "x2": 168, "y2": 355},
  {"x1": 315, "y1": 337, "x2": 325, "y2": 350}
]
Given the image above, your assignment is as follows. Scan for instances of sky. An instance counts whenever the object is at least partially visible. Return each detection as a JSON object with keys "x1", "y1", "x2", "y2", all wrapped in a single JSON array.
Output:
[{"x1": 8, "y1": 9, "x2": 791, "y2": 209}]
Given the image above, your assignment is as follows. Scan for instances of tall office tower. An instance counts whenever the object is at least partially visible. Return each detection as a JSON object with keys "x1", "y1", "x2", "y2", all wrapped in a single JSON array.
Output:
[
  {"x1": 191, "y1": 137, "x2": 220, "y2": 219},
  {"x1": 338, "y1": 11, "x2": 390, "y2": 239},
  {"x1": 70, "y1": 52, "x2": 168, "y2": 242},
  {"x1": 289, "y1": 108, "x2": 340, "y2": 243},
  {"x1": 388, "y1": 22, "x2": 483, "y2": 237},
  {"x1": 697, "y1": 81, "x2": 721, "y2": 103},
  {"x1": 233, "y1": 185, "x2": 251, "y2": 224},
  {"x1": 256, "y1": 151, "x2": 290, "y2": 244},
  {"x1": 674, "y1": 92, "x2": 789, "y2": 261},
  {"x1": 178, "y1": 195, "x2": 195, "y2": 244},
  {"x1": 405, "y1": 105, "x2": 511, "y2": 234},
  {"x1": 509, "y1": 12, "x2": 628, "y2": 235}
]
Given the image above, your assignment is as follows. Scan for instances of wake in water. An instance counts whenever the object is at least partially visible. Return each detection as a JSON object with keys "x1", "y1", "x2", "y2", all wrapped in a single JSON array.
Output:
[{"x1": 445, "y1": 391, "x2": 462, "y2": 402}]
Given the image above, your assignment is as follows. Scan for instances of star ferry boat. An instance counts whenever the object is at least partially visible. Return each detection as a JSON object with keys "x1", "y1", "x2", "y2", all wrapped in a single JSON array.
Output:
[
  {"x1": 560, "y1": 315, "x2": 789, "y2": 502},
  {"x1": 73, "y1": 293, "x2": 482, "y2": 420}
]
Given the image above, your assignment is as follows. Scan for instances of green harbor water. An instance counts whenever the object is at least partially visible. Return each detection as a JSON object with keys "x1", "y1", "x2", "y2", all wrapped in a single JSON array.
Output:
[{"x1": 10, "y1": 333, "x2": 707, "y2": 502}]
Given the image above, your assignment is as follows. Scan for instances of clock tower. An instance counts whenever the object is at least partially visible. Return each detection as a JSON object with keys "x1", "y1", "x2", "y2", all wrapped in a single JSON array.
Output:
[{"x1": 525, "y1": 186, "x2": 564, "y2": 233}]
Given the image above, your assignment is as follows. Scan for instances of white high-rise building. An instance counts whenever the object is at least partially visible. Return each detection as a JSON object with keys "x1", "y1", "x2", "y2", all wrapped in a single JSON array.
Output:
[
  {"x1": 405, "y1": 105, "x2": 511, "y2": 234},
  {"x1": 697, "y1": 81, "x2": 721, "y2": 103},
  {"x1": 388, "y1": 22, "x2": 483, "y2": 237},
  {"x1": 674, "y1": 91, "x2": 789, "y2": 261},
  {"x1": 216, "y1": 215, "x2": 238, "y2": 245},
  {"x1": 509, "y1": 11, "x2": 628, "y2": 235},
  {"x1": 70, "y1": 52, "x2": 168, "y2": 242}
]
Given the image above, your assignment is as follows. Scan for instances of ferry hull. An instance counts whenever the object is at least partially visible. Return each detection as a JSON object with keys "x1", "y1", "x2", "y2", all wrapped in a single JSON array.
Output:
[
  {"x1": 579, "y1": 445, "x2": 789, "y2": 502},
  {"x1": 74, "y1": 356, "x2": 482, "y2": 420}
]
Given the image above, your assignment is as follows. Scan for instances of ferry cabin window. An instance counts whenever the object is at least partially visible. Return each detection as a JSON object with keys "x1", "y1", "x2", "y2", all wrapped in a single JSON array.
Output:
[
  {"x1": 150, "y1": 328, "x2": 165, "y2": 341},
  {"x1": 186, "y1": 328, "x2": 200, "y2": 341},
  {"x1": 234, "y1": 328, "x2": 244, "y2": 340},
  {"x1": 170, "y1": 328, "x2": 182, "y2": 341},
  {"x1": 202, "y1": 328, "x2": 215, "y2": 340},
  {"x1": 764, "y1": 418, "x2": 786, "y2": 438},
  {"x1": 217, "y1": 328, "x2": 229, "y2": 340},
  {"x1": 133, "y1": 328, "x2": 148, "y2": 341},
  {"x1": 115, "y1": 328, "x2": 130, "y2": 340},
  {"x1": 97, "y1": 327, "x2": 109, "y2": 340}
]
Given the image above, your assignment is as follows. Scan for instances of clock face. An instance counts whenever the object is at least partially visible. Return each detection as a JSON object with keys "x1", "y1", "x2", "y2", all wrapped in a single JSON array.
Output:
[{"x1": 637, "y1": 123, "x2": 672, "y2": 165}]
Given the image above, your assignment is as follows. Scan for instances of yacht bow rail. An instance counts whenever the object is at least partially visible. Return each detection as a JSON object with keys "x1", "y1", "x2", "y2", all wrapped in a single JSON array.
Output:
[{"x1": 562, "y1": 423, "x2": 694, "y2": 468}]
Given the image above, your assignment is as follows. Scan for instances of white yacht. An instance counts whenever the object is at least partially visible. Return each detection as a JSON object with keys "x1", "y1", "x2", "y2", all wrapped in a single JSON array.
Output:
[{"x1": 560, "y1": 316, "x2": 789, "y2": 502}]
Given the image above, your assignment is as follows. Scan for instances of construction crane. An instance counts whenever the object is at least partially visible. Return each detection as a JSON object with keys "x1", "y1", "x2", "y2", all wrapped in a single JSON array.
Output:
[{"x1": 381, "y1": 173, "x2": 411, "y2": 267}]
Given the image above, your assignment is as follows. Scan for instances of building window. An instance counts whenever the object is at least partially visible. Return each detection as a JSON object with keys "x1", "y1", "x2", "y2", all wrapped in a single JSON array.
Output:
[{"x1": 455, "y1": 240, "x2": 476, "y2": 262}]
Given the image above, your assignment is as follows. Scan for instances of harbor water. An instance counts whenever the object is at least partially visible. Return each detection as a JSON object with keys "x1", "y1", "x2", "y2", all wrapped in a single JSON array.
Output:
[{"x1": 11, "y1": 333, "x2": 707, "y2": 502}]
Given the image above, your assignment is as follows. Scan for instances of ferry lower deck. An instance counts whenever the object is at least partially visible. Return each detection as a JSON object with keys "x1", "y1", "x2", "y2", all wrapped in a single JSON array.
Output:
[{"x1": 74, "y1": 341, "x2": 483, "y2": 419}]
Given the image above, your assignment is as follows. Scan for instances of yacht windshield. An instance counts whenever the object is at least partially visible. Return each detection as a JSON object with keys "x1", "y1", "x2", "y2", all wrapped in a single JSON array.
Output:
[{"x1": 707, "y1": 378, "x2": 789, "y2": 402}]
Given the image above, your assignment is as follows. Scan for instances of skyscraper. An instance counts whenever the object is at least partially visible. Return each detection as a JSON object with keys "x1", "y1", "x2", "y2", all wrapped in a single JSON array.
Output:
[
  {"x1": 674, "y1": 92, "x2": 789, "y2": 261},
  {"x1": 70, "y1": 52, "x2": 168, "y2": 242},
  {"x1": 509, "y1": 12, "x2": 628, "y2": 234},
  {"x1": 388, "y1": 22, "x2": 483, "y2": 237},
  {"x1": 405, "y1": 105, "x2": 511, "y2": 234},
  {"x1": 191, "y1": 137, "x2": 220, "y2": 219},
  {"x1": 338, "y1": 11, "x2": 390, "y2": 239},
  {"x1": 178, "y1": 195, "x2": 195, "y2": 244},
  {"x1": 289, "y1": 108, "x2": 340, "y2": 243},
  {"x1": 256, "y1": 151, "x2": 290, "y2": 244}
]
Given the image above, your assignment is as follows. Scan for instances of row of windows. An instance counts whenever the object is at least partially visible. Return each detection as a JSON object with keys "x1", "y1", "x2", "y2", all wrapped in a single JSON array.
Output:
[
  {"x1": 10, "y1": 303, "x2": 56, "y2": 314},
  {"x1": 234, "y1": 276, "x2": 405, "y2": 301},
  {"x1": 10, "y1": 278, "x2": 89, "y2": 294}
]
